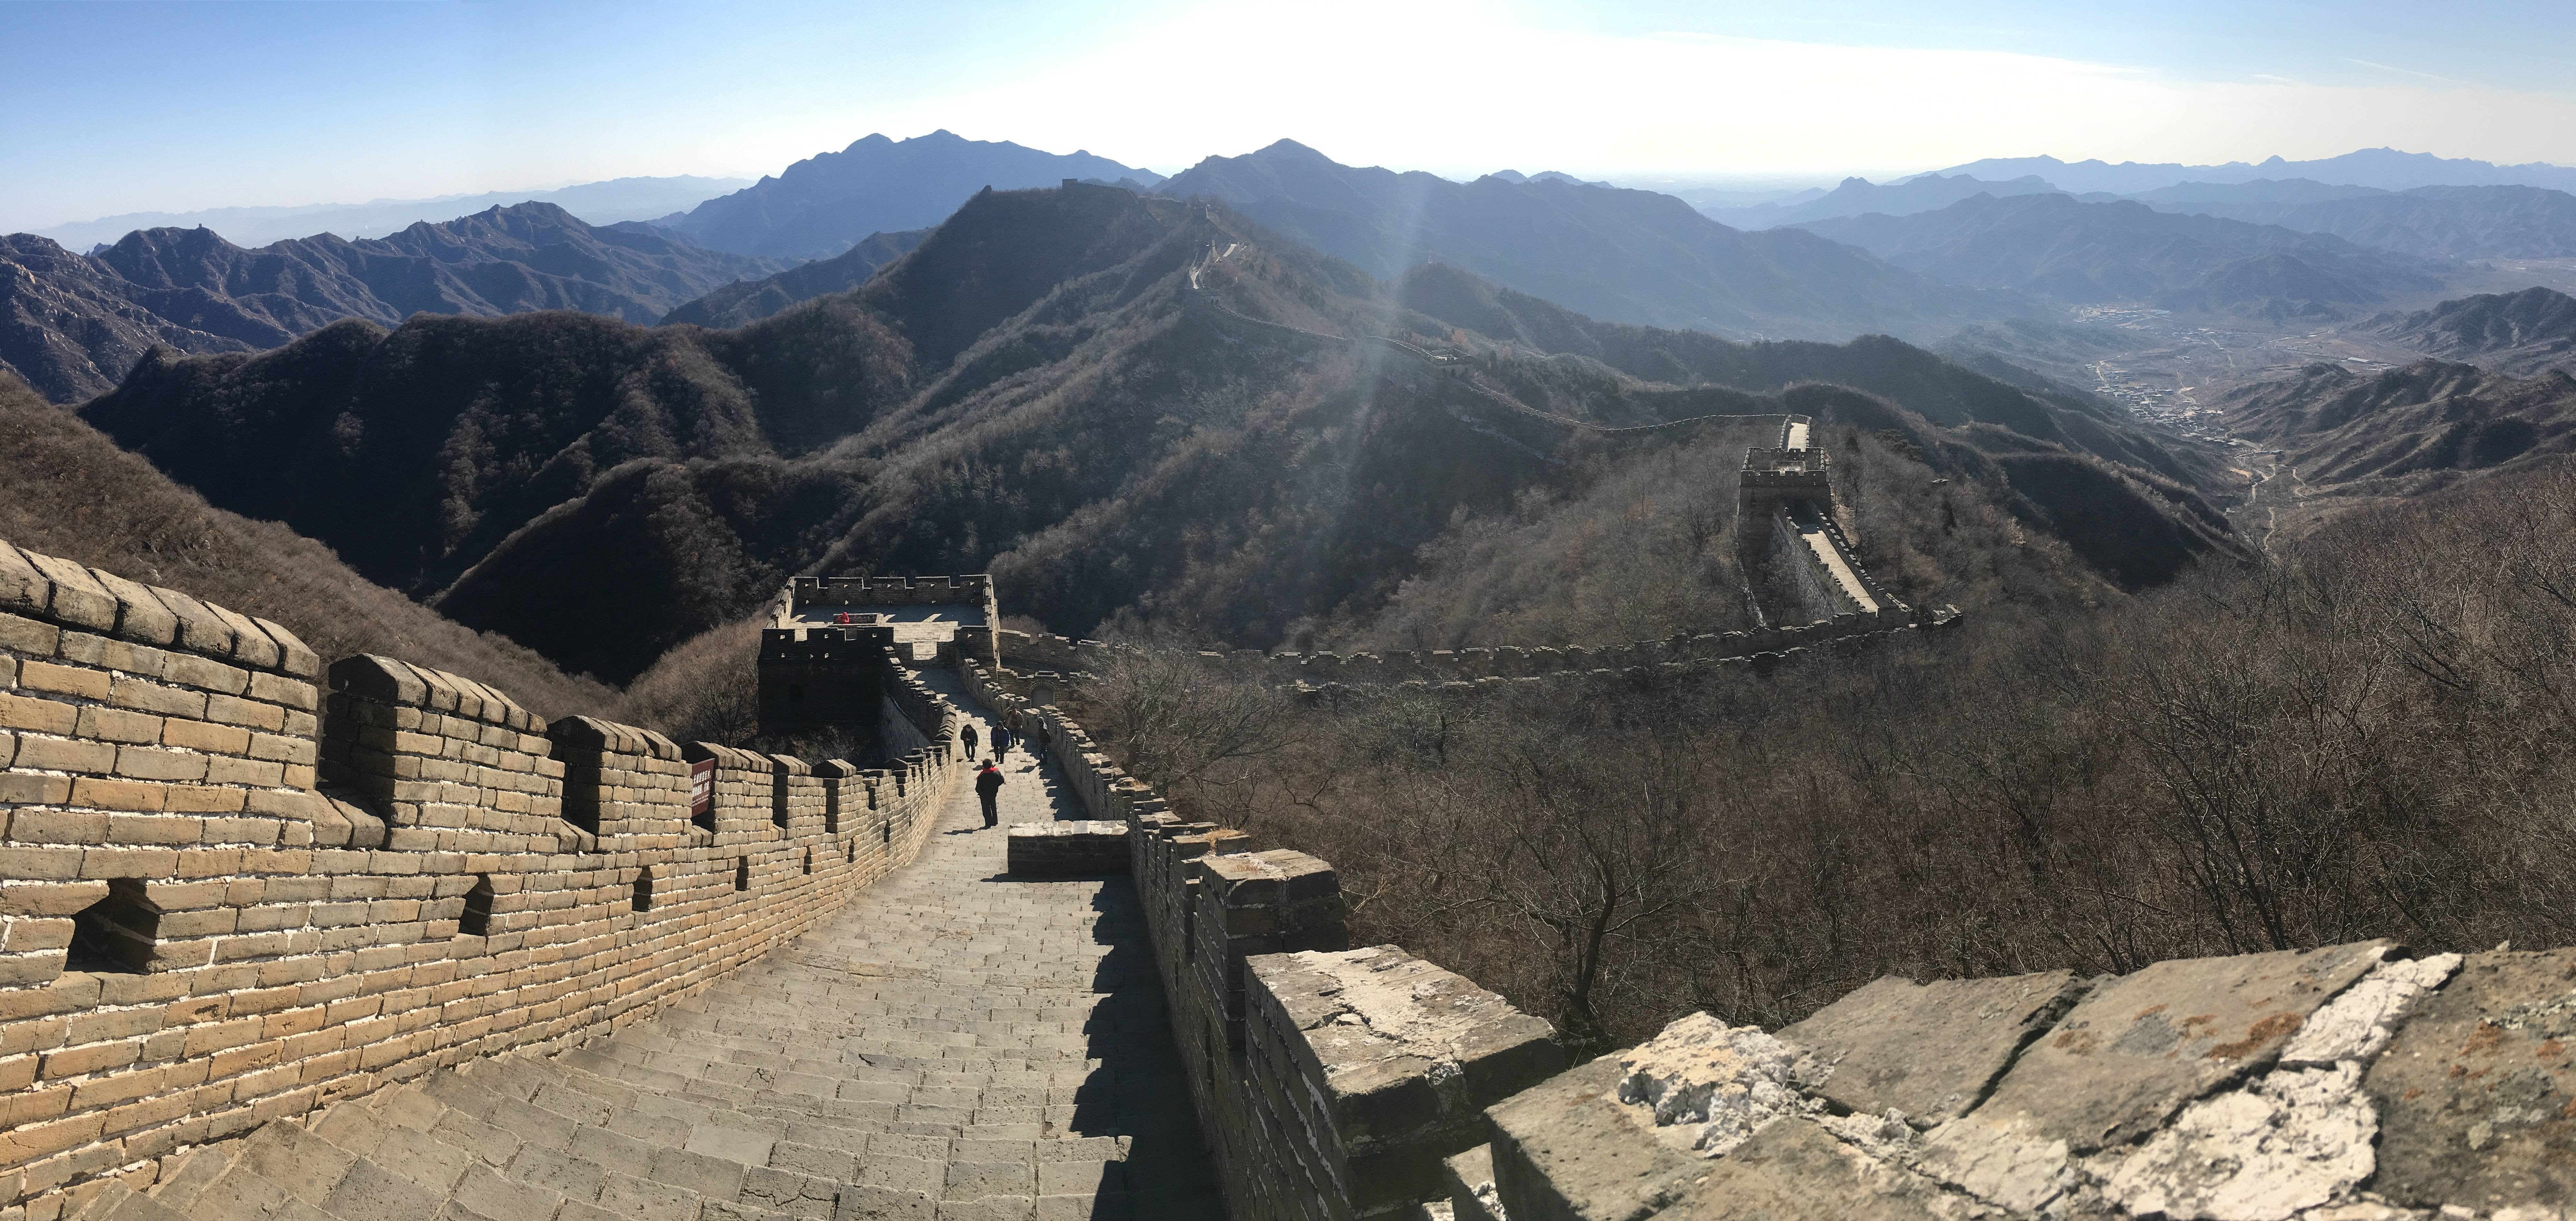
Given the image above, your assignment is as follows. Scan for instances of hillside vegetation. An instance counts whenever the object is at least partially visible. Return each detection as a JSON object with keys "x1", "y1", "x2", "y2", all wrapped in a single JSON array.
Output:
[{"x1": 0, "y1": 372, "x2": 614, "y2": 717}]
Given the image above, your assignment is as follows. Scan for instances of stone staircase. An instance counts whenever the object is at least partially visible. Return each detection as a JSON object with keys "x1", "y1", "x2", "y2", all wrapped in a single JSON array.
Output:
[{"x1": 65, "y1": 694, "x2": 1221, "y2": 1221}]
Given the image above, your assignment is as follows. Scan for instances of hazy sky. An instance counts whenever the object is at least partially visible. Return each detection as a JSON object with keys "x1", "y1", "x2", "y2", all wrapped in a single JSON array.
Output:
[{"x1": 6, "y1": 0, "x2": 2575, "y2": 231}]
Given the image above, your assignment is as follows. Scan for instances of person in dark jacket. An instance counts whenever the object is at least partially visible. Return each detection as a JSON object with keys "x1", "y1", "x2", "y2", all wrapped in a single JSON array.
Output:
[
  {"x1": 960, "y1": 722, "x2": 980, "y2": 760},
  {"x1": 975, "y1": 762, "x2": 1004, "y2": 827},
  {"x1": 991, "y1": 724, "x2": 1013, "y2": 761}
]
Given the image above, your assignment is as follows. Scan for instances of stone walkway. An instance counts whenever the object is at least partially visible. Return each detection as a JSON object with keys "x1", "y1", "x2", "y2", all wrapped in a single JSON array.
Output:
[{"x1": 86, "y1": 673, "x2": 1224, "y2": 1221}]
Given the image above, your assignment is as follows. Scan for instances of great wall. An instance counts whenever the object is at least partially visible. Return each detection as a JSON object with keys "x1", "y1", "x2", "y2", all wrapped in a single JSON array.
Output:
[{"x1": 0, "y1": 409, "x2": 2562, "y2": 1220}]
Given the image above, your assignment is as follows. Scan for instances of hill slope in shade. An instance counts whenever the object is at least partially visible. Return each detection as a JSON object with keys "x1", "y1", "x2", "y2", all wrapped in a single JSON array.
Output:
[
  {"x1": 83, "y1": 183, "x2": 2221, "y2": 682},
  {"x1": 1156, "y1": 139, "x2": 2030, "y2": 342},
  {"x1": 1799, "y1": 193, "x2": 2453, "y2": 319},
  {"x1": 660, "y1": 130, "x2": 1161, "y2": 260},
  {"x1": 1, "y1": 202, "x2": 788, "y2": 401},
  {"x1": 2223, "y1": 359, "x2": 2576, "y2": 521},
  {"x1": 0, "y1": 370, "x2": 613, "y2": 716},
  {"x1": 2370, "y1": 287, "x2": 2576, "y2": 375},
  {"x1": 661, "y1": 229, "x2": 930, "y2": 328}
]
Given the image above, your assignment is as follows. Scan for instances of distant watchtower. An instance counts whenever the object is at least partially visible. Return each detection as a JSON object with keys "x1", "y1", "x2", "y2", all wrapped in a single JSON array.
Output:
[
  {"x1": 757, "y1": 574, "x2": 1003, "y2": 737},
  {"x1": 1737, "y1": 416, "x2": 1831, "y2": 557}
]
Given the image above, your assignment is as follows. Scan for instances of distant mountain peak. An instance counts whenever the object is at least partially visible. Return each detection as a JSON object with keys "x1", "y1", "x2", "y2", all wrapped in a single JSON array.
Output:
[{"x1": 661, "y1": 133, "x2": 1162, "y2": 260}]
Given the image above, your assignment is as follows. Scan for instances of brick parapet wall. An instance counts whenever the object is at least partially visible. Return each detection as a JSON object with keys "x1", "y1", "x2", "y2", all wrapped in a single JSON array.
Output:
[{"x1": 0, "y1": 538, "x2": 966, "y2": 1211}]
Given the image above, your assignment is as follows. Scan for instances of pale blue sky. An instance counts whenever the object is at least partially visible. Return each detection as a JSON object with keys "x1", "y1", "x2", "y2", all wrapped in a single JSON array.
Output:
[{"x1": 6, "y1": 0, "x2": 2574, "y2": 231}]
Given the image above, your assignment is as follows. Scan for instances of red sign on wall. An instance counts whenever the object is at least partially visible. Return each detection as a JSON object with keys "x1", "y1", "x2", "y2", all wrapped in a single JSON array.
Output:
[{"x1": 690, "y1": 758, "x2": 715, "y2": 819}]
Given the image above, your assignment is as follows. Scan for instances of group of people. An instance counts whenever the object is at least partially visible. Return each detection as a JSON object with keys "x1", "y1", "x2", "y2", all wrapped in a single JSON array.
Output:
[{"x1": 965, "y1": 707, "x2": 1042, "y2": 828}]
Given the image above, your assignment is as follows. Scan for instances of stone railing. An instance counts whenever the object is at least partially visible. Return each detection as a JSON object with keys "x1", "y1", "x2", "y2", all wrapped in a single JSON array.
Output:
[
  {"x1": 969, "y1": 653, "x2": 2559, "y2": 1219},
  {"x1": 0, "y1": 537, "x2": 964, "y2": 1214}
]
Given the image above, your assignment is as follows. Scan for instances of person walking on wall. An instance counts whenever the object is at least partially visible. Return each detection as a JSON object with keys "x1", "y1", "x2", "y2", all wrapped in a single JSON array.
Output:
[
  {"x1": 960, "y1": 722, "x2": 980, "y2": 760},
  {"x1": 992, "y1": 723, "x2": 1013, "y2": 762},
  {"x1": 1005, "y1": 706, "x2": 1039, "y2": 765},
  {"x1": 976, "y1": 761, "x2": 1005, "y2": 827}
]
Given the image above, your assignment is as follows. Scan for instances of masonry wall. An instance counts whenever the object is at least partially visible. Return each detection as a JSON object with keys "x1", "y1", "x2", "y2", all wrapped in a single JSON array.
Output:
[
  {"x1": 993, "y1": 610, "x2": 1946, "y2": 693},
  {"x1": 0, "y1": 538, "x2": 963, "y2": 1211},
  {"x1": 963, "y1": 659, "x2": 1567, "y2": 1220}
]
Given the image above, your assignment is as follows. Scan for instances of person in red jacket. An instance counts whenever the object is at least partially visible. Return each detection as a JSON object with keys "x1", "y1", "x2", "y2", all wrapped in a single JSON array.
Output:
[{"x1": 975, "y1": 761, "x2": 1005, "y2": 827}]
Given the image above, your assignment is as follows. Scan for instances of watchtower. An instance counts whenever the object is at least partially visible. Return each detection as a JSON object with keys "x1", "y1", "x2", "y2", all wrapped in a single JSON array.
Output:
[{"x1": 1737, "y1": 415, "x2": 1831, "y2": 558}]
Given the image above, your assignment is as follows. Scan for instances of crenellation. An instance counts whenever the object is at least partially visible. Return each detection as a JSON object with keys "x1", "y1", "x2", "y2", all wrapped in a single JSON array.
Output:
[{"x1": 0, "y1": 537, "x2": 975, "y2": 1210}]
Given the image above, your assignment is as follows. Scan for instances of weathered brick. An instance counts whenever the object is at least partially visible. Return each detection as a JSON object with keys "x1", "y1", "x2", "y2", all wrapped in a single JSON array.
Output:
[
  {"x1": 17, "y1": 661, "x2": 109, "y2": 702},
  {"x1": 108, "y1": 676, "x2": 206, "y2": 719},
  {"x1": 0, "y1": 773, "x2": 73, "y2": 805},
  {"x1": 205, "y1": 694, "x2": 286, "y2": 732},
  {"x1": 11, "y1": 735, "x2": 116, "y2": 774},
  {"x1": 74, "y1": 705, "x2": 163, "y2": 745},
  {"x1": 0, "y1": 693, "x2": 78, "y2": 735},
  {"x1": 7, "y1": 808, "x2": 111, "y2": 843},
  {"x1": 160, "y1": 719, "x2": 250, "y2": 756},
  {"x1": 69, "y1": 778, "x2": 170, "y2": 813},
  {"x1": 115, "y1": 746, "x2": 209, "y2": 783},
  {"x1": 40, "y1": 1038, "x2": 141, "y2": 1078},
  {"x1": 0, "y1": 610, "x2": 61, "y2": 657}
]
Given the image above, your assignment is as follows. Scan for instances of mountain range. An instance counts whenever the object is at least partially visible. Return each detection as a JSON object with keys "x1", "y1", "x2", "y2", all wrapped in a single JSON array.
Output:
[
  {"x1": 78, "y1": 181, "x2": 2216, "y2": 683},
  {"x1": 1699, "y1": 173, "x2": 2064, "y2": 230},
  {"x1": 32, "y1": 176, "x2": 754, "y2": 250},
  {"x1": 2133, "y1": 183, "x2": 2576, "y2": 259},
  {"x1": 1798, "y1": 192, "x2": 2454, "y2": 319},
  {"x1": 1153, "y1": 139, "x2": 2029, "y2": 342},
  {"x1": 652, "y1": 131, "x2": 1161, "y2": 260},
  {"x1": 1926, "y1": 148, "x2": 2576, "y2": 196},
  {"x1": 0, "y1": 202, "x2": 787, "y2": 401},
  {"x1": 2371, "y1": 287, "x2": 2576, "y2": 375}
]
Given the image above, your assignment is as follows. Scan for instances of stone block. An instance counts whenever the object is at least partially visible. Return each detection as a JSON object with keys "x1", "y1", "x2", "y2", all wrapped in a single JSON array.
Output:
[
  {"x1": 143, "y1": 585, "x2": 236, "y2": 659},
  {"x1": 86, "y1": 571, "x2": 177, "y2": 647},
  {"x1": 1488, "y1": 1054, "x2": 1701, "y2": 1221},
  {"x1": 2366, "y1": 947, "x2": 2576, "y2": 1211},
  {"x1": 1669, "y1": 1117, "x2": 1949, "y2": 1220},
  {"x1": 21, "y1": 553, "x2": 115, "y2": 632},
  {"x1": 1006, "y1": 824, "x2": 1130, "y2": 877},
  {"x1": 1781, "y1": 969, "x2": 2084, "y2": 1125},
  {"x1": 331, "y1": 656, "x2": 430, "y2": 708},
  {"x1": 1957, "y1": 940, "x2": 2386, "y2": 1154},
  {"x1": 1250, "y1": 946, "x2": 1563, "y2": 1211},
  {"x1": 0, "y1": 542, "x2": 49, "y2": 620}
]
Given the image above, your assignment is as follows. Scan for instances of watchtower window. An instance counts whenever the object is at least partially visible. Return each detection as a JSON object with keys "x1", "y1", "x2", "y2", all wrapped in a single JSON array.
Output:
[
  {"x1": 735, "y1": 857, "x2": 750, "y2": 891},
  {"x1": 67, "y1": 879, "x2": 159, "y2": 973},
  {"x1": 460, "y1": 874, "x2": 494, "y2": 937},
  {"x1": 632, "y1": 869, "x2": 654, "y2": 912}
]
